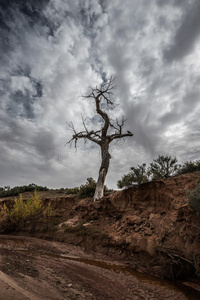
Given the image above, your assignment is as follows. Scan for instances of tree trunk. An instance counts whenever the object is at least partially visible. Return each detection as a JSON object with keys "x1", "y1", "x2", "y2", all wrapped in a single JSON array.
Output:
[{"x1": 94, "y1": 145, "x2": 111, "y2": 201}]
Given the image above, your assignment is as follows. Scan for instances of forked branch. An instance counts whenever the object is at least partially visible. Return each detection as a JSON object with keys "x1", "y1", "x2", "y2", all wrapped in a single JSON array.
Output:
[
  {"x1": 67, "y1": 76, "x2": 133, "y2": 147},
  {"x1": 66, "y1": 120, "x2": 101, "y2": 147},
  {"x1": 83, "y1": 76, "x2": 116, "y2": 107}
]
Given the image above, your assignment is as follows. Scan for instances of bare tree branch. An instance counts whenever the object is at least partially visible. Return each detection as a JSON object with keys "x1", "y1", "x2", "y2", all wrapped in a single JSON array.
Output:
[
  {"x1": 67, "y1": 77, "x2": 133, "y2": 146},
  {"x1": 83, "y1": 76, "x2": 116, "y2": 107},
  {"x1": 66, "y1": 118, "x2": 101, "y2": 148},
  {"x1": 109, "y1": 116, "x2": 127, "y2": 134},
  {"x1": 66, "y1": 76, "x2": 133, "y2": 200},
  {"x1": 109, "y1": 131, "x2": 133, "y2": 142}
]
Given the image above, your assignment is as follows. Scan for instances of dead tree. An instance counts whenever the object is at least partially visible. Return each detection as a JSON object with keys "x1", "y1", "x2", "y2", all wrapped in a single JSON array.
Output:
[{"x1": 67, "y1": 76, "x2": 133, "y2": 201}]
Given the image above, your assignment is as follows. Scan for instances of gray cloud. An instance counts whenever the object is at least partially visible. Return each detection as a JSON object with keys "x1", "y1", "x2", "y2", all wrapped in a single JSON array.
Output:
[
  {"x1": 0, "y1": 0, "x2": 200, "y2": 189},
  {"x1": 163, "y1": 0, "x2": 200, "y2": 62},
  {"x1": 32, "y1": 130, "x2": 56, "y2": 157}
]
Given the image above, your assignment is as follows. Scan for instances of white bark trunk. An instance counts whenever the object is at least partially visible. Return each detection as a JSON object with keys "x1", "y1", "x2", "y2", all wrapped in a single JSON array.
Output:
[{"x1": 93, "y1": 168, "x2": 106, "y2": 201}]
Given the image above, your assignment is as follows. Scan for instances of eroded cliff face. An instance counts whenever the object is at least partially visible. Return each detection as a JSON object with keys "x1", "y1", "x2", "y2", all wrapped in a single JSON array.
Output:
[
  {"x1": 65, "y1": 172, "x2": 200, "y2": 279},
  {"x1": 1, "y1": 172, "x2": 200, "y2": 280},
  {"x1": 108, "y1": 173, "x2": 200, "y2": 258}
]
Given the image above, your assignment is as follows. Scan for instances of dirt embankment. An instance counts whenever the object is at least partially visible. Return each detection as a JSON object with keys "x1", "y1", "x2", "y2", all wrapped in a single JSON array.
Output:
[{"x1": 1, "y1": 172, "x2": 200, "y2": 282}]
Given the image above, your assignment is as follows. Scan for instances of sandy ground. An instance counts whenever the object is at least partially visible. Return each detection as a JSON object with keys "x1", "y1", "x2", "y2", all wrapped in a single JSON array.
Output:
[{"x1": 0, "y1": 235, "x2": 197, "y2": 300}]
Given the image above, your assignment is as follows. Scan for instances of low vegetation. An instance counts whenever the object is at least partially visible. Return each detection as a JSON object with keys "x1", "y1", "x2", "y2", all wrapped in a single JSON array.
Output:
[
  {"x1": 178, "y1": 160, "x2": 200, "y2": 175},
  {"x1": 65, "y1": 187, "x2": 80, "y2": 195},
  {"x1": 117, "y1": 155, "x2": 200, "y2": 189},
  {"x1": 0, "y1": 179, "x2": 112, "y2": 200},
  {"x1": 149, "y1": 155, "x2": 180, "y2": 180},
  {"x1": 78, "y1": 177, "x2": 96, "y2": 197},
  {"x1": 79, "y1": 177, "x2": 110, "y2": 198},
  {"x1": 0, "y1": 190, "x2": 55, "y2": 228},
  {"x1": 117, "y1": 163, "x2": 148, "y2": 189},
  {"x1": 57, "y1": 178, "x2": 110, "y2": 198},
  {"x1": 0, "y1": 183, "x2": 48, "y2": 198}
]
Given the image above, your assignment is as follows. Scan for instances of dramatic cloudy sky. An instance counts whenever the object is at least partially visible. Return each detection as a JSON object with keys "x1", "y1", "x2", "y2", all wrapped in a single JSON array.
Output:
[{"x1": 0, "y1": 0, "x2": 200, "y2": 189}]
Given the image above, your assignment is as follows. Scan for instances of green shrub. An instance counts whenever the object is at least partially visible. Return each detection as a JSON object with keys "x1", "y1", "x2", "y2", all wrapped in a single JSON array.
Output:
[
  {"x1": 10, "y1": 191, "x2": 44, "y2": 223},
  {"x1": 179, "y1": 160, "x2": 200, "y2": 175},
  {"x1": 66, "y1": 187, "x2": 80, "y2": 195},
  {"x1": 9, "y1": 194, "x2": 26, "y2": 223},
  {"x1": 0, "y1": 183, "x2": 49, "y2": 198},
  {"x1": 186, "y1": 183, "x2": 200, "y2": 216},
  {"x1": 25, "y1": 190, "x2": 44, "y2": 218},
  {"x1": 43, "y1": 202, "x2": 56, "y2": 221},
  {"x1": 117, "y1": 164, "x2": 148, "y2": 188},
  {"x1": 0, "y1": 190, "x2": 55, "y2": 225},
  {"x1": 148, "y1": 155, "x2": 180, "y2": 180},
  {"x1": 79, "y1": 177, "x2": 97, "y2": 197},
  {"x1": 117, "y1": 155, "x2": 182, "y2": 188},
  {"x1": 78, "y1": 177, "x2": 108, "y2": 197}
]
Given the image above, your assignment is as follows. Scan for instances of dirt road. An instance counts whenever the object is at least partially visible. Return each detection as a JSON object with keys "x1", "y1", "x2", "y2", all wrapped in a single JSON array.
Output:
[{"x1": 0, "y1": 235, "x2": 198, "y2": 300}]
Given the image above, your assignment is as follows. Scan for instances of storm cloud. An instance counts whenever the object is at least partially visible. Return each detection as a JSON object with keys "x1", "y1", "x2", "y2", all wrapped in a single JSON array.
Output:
[{"x1": 0, "y1": 0, "x2": 200, "y2": 189}]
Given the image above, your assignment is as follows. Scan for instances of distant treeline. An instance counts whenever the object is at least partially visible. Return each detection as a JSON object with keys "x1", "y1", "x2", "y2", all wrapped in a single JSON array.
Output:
[{"x1": 0, "y1": 183, "x2": 49, "y2": 198}]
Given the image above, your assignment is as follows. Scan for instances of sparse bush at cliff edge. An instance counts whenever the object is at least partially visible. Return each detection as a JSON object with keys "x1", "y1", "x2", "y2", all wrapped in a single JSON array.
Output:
[
  {"x1": 0, "y1": 191, "x2": 55, "y2": 227},
  {"x1": 179, "y1": 160, "x2": 200, "y2": 175},
  {"x1": 0, "y1": 183, "x2": 49, "y2": 198}
]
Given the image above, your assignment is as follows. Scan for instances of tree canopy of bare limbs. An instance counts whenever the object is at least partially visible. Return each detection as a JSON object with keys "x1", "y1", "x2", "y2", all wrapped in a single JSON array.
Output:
[{"x1": 67, "y1": 76, "x2": 133, "y2": 201}]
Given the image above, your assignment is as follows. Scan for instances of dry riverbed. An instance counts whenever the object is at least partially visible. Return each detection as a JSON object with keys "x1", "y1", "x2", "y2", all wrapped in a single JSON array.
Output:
[{"x1": 0, "y1": 235, "x2": 199, "y2": 300}]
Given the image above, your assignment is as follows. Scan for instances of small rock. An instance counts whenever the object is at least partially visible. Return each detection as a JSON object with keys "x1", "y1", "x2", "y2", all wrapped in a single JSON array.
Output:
[
  {"x1": 144, "y1": 228, "x2": 152, "y2": 235},
  {"x1": 126, "y1": 215, "x2": 142, "y2": 225}
]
